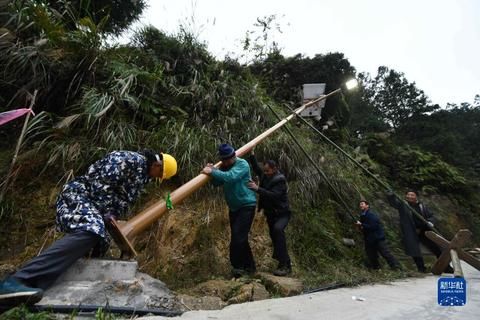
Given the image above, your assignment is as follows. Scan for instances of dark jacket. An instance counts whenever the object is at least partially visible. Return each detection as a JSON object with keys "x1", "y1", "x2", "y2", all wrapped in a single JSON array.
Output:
[
  {"x1": 359, "y1": 209, "x2": 386, "y2": 245},
  {"x1": 410, "y1": 202, "x2": 434, "y2": 229},
  {"x1": 248, "y1": 155, "x2": 290, "y2": 215},
  {"x1": 387, "y1": 193, "x2": 423, "y2": 257}
]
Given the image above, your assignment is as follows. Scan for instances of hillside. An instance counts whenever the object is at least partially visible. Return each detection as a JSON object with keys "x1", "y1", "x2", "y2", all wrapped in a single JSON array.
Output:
[{"x1": 1, "y1": 0, "x2": 479, "y2": 308}]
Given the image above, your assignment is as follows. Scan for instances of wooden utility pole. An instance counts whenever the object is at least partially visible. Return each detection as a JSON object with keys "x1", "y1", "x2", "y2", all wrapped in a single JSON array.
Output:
[{"x1": 108, "y1": 89, "x2": 341, "y2": 257}]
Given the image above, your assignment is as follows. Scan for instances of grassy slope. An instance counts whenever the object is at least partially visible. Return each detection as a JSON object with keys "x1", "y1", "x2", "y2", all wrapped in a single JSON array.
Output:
[{"x1": 2, "y1": 136, "x2": 477, "y2": 292}]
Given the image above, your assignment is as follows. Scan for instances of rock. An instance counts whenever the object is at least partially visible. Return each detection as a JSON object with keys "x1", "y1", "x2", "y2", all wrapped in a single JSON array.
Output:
[
  {"x1": 38, "y1": 259, "x2": 176, "y2": 310},
  {"x1": 251, "y1": 282, "x2": 270, "y2": 301},
  {"x1": 258, "y1": 272, "x2": 303, "y2": 297},
  {"x1": 189, "y1": 279, "x2": 242, "y2": 301},
  {"x1": 227, "y1": 283, "x2": 253, "y2": 304},
  {"x1": 342, "y1": 238, "x2": 356, "y2": 247},
  {"x1": 185, "y1": 279, "x2": 269, "y2": 306},
  {"x1": 226, "y1": 282, "x2": 270, "y2": 304},
  {"x1": 176, "y1": 294, "x2": 226, "y2": 310}
]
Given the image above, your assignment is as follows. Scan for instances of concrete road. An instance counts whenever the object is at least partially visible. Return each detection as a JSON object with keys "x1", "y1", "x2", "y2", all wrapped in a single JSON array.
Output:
[{"x1": 142, "y1": 263, "x2": 479, "y2": 320}]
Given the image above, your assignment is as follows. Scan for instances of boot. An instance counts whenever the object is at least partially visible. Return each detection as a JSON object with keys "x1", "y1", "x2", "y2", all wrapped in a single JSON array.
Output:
[
  {"x1": 273, "y1": 264, "x2": 292, "y2": 277},
  {"x1": 231, "y1": 268, "x2": 247, "y2": 278}
]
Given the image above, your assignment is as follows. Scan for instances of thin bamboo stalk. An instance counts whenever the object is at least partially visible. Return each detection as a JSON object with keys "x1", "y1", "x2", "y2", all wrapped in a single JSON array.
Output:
[
  {"x1": 287, "y1": 104, "x2": 442, "y2": 235},
  {"x1": 266, "y1": 103, "x2": 356, "y2": 221}
]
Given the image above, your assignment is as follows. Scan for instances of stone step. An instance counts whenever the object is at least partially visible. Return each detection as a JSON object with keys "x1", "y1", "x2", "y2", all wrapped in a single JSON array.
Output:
[
  {"x1": 39, "y1": 260, "x2": 176, "y2": 310},
  {"x1": 56, "y1": 258, "x2": 138, "y2": 282}
]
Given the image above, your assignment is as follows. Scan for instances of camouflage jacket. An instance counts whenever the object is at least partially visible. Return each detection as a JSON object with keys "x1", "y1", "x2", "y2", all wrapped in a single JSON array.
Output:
[{"x1": 56, "y1": 151, "x2": 150, "y2": 238}]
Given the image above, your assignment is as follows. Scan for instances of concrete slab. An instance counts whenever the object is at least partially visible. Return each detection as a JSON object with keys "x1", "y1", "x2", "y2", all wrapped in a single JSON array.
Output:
[
  {"x1": 56, "y1": 259, "x2": 138, "y2": 282},
  {"x1": 140, "y1": 262, "x2": 479, "y2": 320},
  {"x1": 37, "y1": 259, "x2": 177, "y2": 310}
]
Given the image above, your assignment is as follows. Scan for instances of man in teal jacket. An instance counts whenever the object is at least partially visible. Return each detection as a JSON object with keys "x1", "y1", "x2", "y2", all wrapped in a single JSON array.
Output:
[{"x1": 202, "y1": 144, "x2": 257, "y2": 277}]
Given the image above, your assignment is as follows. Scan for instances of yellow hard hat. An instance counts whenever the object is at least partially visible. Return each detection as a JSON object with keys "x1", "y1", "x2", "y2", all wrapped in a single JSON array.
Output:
[{"x1": 162, "y1": 153, "x2": 177, "y2": 179}]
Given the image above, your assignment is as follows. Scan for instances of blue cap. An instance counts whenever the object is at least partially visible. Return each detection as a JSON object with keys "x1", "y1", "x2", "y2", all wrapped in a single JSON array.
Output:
[{"x1": 218, "y1": 143, "x2": 236, "y2": 160}]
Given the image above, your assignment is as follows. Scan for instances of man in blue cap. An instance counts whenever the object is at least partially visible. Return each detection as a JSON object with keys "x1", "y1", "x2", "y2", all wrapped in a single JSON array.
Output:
[{"x1": 202, "y1": 144, "x2": 257, "y2": 277}]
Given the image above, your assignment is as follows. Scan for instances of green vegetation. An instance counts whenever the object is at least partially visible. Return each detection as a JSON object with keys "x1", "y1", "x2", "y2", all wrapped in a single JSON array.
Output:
[
  {"x1": 0, "y1": 305, "x2": 54, "y2": 320},
  {"x1": 1, "y1": 0, "x2": 479, "y2": 301}
]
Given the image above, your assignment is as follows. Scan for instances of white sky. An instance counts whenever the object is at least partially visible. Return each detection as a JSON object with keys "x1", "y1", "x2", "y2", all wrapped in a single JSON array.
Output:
[{"x1": 132, "y1": 0, "x2": 480, "y2": 107}]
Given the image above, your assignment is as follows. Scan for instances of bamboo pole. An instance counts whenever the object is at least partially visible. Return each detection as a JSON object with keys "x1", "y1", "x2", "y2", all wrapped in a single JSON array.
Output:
[
  {"x1": 450, "y1": 249, "x2": 463, "y2": 278},
  {"x1": 265, "y1": 103, "x2": 356, "y2": 220},
  {"x1": 287, "y1": 104, "x2": 442, "y2": 235},
  {"x1": 113, "y1": 89, "x2": 341, "y2": 255}
]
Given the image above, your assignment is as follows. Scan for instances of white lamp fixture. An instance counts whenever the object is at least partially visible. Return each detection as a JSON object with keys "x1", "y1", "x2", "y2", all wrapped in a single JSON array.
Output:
[{"x1": 345, "y1": 79, "x2": 358, "y2": 90}]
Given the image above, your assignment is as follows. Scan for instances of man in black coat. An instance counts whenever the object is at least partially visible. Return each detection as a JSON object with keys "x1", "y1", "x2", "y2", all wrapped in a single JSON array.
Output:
[
  {"x1": 356, "y1": 200, "x2": 400, "y2": 270},
  {"x1": 247, "y1": 154, "x2": 292, "y2": 276},
  {"x1": 387, "y1": 190, "x2": 452, "y2": 273}
]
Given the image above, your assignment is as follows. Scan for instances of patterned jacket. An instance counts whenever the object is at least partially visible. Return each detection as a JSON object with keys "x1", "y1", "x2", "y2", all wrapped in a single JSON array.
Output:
[{"x1": 56, "y1": 151, "x2": 151, "y2": 238}]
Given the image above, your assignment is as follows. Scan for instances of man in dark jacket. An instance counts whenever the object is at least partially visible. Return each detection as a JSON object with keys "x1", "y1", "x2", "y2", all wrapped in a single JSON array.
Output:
[
  {"x1": 356, "y1": 200, "x2": 400, "y2": 270},
  {"x1": 247, "y1": 154, "x2": 292, "y2": 276},
  {"x1": 387, "y1": 190, "x2": 452, "y2": 273}
]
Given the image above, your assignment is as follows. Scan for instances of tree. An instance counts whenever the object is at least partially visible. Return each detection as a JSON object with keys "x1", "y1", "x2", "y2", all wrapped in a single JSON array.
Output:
[
  {"x1": 360, "y1": 66, "x2": 438, "y2": 130},
  {"x1": 394, "y1": 102, "x2": 480, "y2": 175},
  {"x1": 241, "y1": 14, "x2": 284, "y2": 64},
  {"x1": 9, "y1": 0, "x2": 147, "y2": 36},
  {"x1": 249, "y1": 51, "x2": 357, "y2": 131}
]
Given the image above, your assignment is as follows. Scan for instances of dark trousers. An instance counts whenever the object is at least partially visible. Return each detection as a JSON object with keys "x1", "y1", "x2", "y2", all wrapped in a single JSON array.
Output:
[
  {"x1": 365, "y1": 240, "x2": 400, "y2": 269},
  {"x1": 13, "y1": 230, "x2": 101, "y2": 290},
  {"x1": 229, "y1": 206, "x2": 256, "y2": 271},
  {"x1": 265, "y1": 211, "x2": 291, "y2": 267},
  {"x1": 412, "y1": 229, "x2": 444, "y2": 271}
]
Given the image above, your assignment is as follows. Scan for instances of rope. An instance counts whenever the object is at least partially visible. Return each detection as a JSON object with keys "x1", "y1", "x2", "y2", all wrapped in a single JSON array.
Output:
[
  {"x1": 285, "y1": 102, "x2": 442, "y2": 235},
  {"x1": 266, "y1": 103, "x2": 357, "y2": 221}
]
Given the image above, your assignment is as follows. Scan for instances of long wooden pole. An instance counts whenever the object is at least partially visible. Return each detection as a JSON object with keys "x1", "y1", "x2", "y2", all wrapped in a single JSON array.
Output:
[{"x1": 113, "y1": 89, "x2": 341, "y2": 255}]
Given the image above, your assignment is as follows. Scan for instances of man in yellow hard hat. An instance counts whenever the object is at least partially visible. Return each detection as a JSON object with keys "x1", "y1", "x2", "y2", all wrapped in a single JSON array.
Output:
[{"x1": 0, "y1": 150, "x2": 177, "y2": 307}]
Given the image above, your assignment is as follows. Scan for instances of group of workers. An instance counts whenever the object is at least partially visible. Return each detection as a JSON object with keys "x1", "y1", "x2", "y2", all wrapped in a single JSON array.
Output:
[
  {"x1": 356, "y1": 191, "x2": 450, "y2": 273},
  {"x1": 0, "y1": 143, "x2": 449, "y2": 307},
  {"x1": 201, "y1": 144, "x2": 292, "y2": 278}
]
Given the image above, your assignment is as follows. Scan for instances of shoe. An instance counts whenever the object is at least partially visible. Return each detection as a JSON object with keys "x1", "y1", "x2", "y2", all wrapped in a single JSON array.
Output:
[
  {"x1": 273, "y1": 266, "x2": 291, "y2": 277},
  {"x1": 231, "y1": 268, "x2": 247, "y2": 278},
  {"x1": 0, "y1": 276, "x2": 44, "y2": 306},
  {"x1": 245, "y1": 267, "x2": 256, "y2": 275}
]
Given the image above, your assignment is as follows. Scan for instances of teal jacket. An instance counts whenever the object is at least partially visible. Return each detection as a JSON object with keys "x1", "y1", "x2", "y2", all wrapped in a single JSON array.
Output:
[{"x1": 210, "y1": 157, "x2": 257, "y2": 212}]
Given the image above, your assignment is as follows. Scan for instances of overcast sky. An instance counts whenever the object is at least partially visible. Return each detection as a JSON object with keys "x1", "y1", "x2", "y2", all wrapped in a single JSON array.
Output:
[{"x1": 134, "y1": 0, "x2": 479, "y2": 107}]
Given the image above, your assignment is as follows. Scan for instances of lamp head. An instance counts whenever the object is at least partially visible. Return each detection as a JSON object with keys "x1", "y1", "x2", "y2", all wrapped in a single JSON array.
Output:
[{"x1": 345, "y1": 79, "x2": 358, "y2": 90}]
